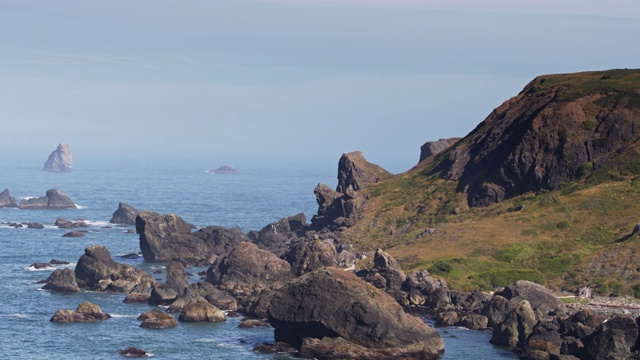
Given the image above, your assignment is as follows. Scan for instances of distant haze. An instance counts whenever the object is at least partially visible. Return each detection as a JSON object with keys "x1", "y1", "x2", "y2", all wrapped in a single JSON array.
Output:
[{"x1": 1, "y1": 0, "x2": 639, "y2": 173}]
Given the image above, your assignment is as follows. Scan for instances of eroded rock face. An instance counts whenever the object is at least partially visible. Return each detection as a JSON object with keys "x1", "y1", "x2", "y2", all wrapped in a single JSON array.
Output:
[
  {"x1": 50, "y1": 301, "x2": 110, "y2": 322},
  {"x1": 41, "y1": 268, "x2": 80, "y2": 293},
  {"x1": 136, "y1": 211, "x2": 246, "y2": 265},
  {"x1": 74, "y1": 245, "x2": 153, "y2": 292},
  {"x1": 583, "y1": 315, "x2": 638, "y2": 360},
  {"x1": 419, "y1": 138, "x2": 461, "y2": 163},
  {"x1": 336, "y1": 151, "x2": 391, "y2": 193},
  {"x1": 18, "y1": 189, "x2": 77, "y2": 209},
  {"x1": 206, "y1": 242, "x2": 292, "y2": 303},
  {"x1": 281, "y1": 240, "x2": 338, "y2": 276},
  {"x1": 43, "y1": 143, "x2": 73, "y2": 172},
  {"x1": 490, "y1": 300, "x2": 538, "y2": 349},
  {"x1": 110, "y1": 202, "x2": 140, "y2": 225},
  {"x1": 0, "y1": 189, "x2": 17, "y2": 208},
  {"x1": 178, "y1": 299, "x2": 226, "y2": 322},
  {"x1": 268, "y1": 268, "x2": 444, "y2": 358},
  {"x1": 248, "y1": 213, "x2": 306, "y2": 256}
]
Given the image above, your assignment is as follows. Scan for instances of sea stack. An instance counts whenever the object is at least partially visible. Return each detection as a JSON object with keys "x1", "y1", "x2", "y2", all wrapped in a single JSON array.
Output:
[{"x1": 43, "y1": 143, "x2": 73, "y2": 172}]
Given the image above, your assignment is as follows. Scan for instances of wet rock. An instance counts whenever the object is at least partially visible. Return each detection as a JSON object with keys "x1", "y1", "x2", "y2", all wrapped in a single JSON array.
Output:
[
  {"x1": 118, "y1": 347, "x2": 150, "y2": 357},
  {"x1": 27, "y1": 222, "x2": 45, "y2": 229},
  {"x1": 50, "y1": 301, "x2": 110, "y2": 322},
  {"x1": 253, "y1": 342, "x2": 296, "y2": 355},
  {"x1": 30, "y1": 262, "x2": 51, "y2": 269},
  {"x1": 43, "y1": 143, "x2": 73, "y2": 172},
  {"x1": 178, "y1": 299, "x2": 226, "y2": 322},
  {"x1": 138, "y1": 309, "x2": 177, "y2": 329},
  {"x1": 42, "y1": 268, "x2": 81, "y2": 293},
  {"x1": 110, "y1": 202, "x2": 140, "y2": 225},
  {"x1": 268, "y1": 268, "x2": 444, "y2": 358}
]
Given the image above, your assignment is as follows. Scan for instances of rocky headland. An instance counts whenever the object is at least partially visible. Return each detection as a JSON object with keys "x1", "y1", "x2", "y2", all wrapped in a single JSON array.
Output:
[{"x1": 43, "y1": 143, "x2": 73, "y2": 172}]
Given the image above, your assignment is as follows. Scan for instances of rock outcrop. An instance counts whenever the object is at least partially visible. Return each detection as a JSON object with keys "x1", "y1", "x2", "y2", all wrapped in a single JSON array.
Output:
[
  {"x1": 74, "y1": 245, "x2": 153, "y2": 292},
  {"x1": 178, "y1": 299, "x2": 226, "y2": 322},
  {"x1": 110, "y1": 202, "x2": 139, "y2": 225},
  {"x1": 136, "y1": 211, "x2": 246, "y2": 265},
  {"x1": 18, "y1": 189, "x2": 77, "y2": 209},
  {"x1": 50, "y1": 301, "x2": 110, "y2": 322},
  {"x1": 360, "y1": 249, "x2": 406, "y2": 291},
  {"x1": 43, "y1": 143, "x2": 73, "y2": 172},
  {"x1": 336, "y1": 151, "x2": 391, "y2": 193},
  {"x1": 281, "y1": 239, "x2": 338, "y2": 276},
  {"x1": 0, "y1": 189, "x2": 17, "y2": 208},
  {"x1": 41, "y1": 268, "x2": 81, "y2": 293},
  {"x1": 248, "y1": 213, "x2": 306, "y2": 256},
  {"x1": 137, "y1": 309, "x2": 177, "y2": 329},
  {"x1": 419, "y1": 138, "x2": 460, "y2": 163},
  {"x1": 268, "y1": 268, "x2": 444, "y2": 359}
]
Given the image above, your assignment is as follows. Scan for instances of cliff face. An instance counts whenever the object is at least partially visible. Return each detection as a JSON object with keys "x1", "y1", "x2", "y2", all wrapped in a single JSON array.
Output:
[
  {"x1": 431, "y1": 69, "x2": 640, "y2": 207},
  {"x1": 43, "y1": 143, "x2": 73, "y2": 172}
]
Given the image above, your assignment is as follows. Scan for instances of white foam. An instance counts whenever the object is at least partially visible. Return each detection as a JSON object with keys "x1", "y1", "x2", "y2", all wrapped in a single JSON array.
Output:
[
  {"x1": 84, "y1": 220, "x2": 110, "y2": 227},
  {"x1": 75, "y1": 204, "x2": 87, "y2": 209},
  {"x1": 193, "y1": 338, "x2": 216, "y2": 343},
  {"x1": 8, "y1": 313, "x2": 28, "y2": 318},
  {"x1": 110, "y1": 314, "x2": 138, "y2": 319},
  {"x1": 24, "y1": 262, "x2": 76, "y2": 271}
]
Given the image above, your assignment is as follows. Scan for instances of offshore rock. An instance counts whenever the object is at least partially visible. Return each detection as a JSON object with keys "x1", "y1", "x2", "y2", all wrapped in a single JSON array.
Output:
[
  {"x1": 18, "y1": 189, "x2": 77, "y2": 209},
  {"x1": 268, "y1": 268, "x2": 444, "y2": 358},
  {"x1": 43, "y1": 143, "x2": 73, "y2": 172},
  {"x1": 138, "y1": 309, "x2": 177, "y2": 329},
  {"x1": 110, "y1": 202, "x2": 140, "y2": 225},
  {"x1": 165, "y1": 261, "x2": 189, "y2": 294},
  {"x1": 42, "y1": 268, "x2": 81, "y2": 293},
  {"x1": 74, "y1": 245, "x2": 153, "y2": 292},
  {"x1": 55, "y1": 218, "x2": 89, "y2": 229},
  {"x1": 0, "y1": 189, "x2": 17, "y2": 208},
  {"x1": 50, "y1": 301, "x2": 110, "y2": 322},
  {"x1": 419, "y1": 137, "x2": 460, "y2": 163},
  {"x1": 178, "y1": 299, "x2": 226, "y2": 322},
  {"x1": 136, "y1": 211, "x2": 246, "y2": 265}
]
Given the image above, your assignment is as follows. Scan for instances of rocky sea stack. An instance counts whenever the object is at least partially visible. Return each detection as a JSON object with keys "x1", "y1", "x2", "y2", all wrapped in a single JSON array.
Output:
[
  {"x1": 208, "y1": 165, "x2": 239, "y2": 174},
  {"x1": 0, "y1": 189, "x2": 18, "y2": 208},
  {"x1": 43, "y1": 143, "x2": 73, "y2": 172},
  {"x1": 18, "y1": 189, "x2": 77, "y2": 209}
]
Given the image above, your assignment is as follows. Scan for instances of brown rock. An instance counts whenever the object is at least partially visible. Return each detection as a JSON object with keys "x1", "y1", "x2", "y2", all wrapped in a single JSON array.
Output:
[
  {"x1": 50, "y1": 301, "x2": 111, "y2": 322},
  {"x1": 178, "y1": 299, "x2": 226, "y2": 322},
  {"x1": 138, "y1": 309, "x2": 177, "y2": 329}
]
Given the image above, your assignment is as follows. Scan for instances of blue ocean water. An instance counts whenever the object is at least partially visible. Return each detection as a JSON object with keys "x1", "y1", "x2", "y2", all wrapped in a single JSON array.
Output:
[{"x1": 0, "y1": 156, "x2": 516, "y2": 359}]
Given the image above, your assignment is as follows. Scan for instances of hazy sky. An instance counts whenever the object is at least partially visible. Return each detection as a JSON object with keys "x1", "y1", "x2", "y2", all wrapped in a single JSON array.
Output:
[{"x1": 1, "y1": 0, "x2": 639, "y2": 172}]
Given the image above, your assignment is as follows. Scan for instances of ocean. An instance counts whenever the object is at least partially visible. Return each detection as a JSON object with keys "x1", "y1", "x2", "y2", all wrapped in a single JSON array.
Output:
[{"x1": 0, "y1": 156, "x2": 517, "y2": 359}]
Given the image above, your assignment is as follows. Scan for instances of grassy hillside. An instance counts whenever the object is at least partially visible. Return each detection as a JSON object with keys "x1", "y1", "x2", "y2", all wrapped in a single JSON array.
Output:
[{"x1": 340, "y1": 69, "x2": 640, "y2": 295}]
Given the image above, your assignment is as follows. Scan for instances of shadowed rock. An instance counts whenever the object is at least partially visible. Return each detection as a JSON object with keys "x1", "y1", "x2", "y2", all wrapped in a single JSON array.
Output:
[
  {"x1": 110, "y1": 202, "x2": 140, "y2": 225},
  {"x1": 138, "y1": 309, "x2": 177, "y2": 329},
  {"x1": 74, "y1": 245, "x2": 153, "y2": 292},
  {"x1": 42, "y1": 268, "x2": 80, "y2": 293},
  {"x1": 419, "y1": 138, "x2": 461, "y2": 163},
  {"x1": 0, "y1": 189, "x2": 17, "y2": 208},
  {"x1": 248, "y1": 213, "x2": 306, "y2": 256},
  {"x1": 43, "y1": 143, "x2": 72, "y2": 172},
  {"x1": 51, "y1": 301, "x2": 110, "y2": 322},
  {"x1": 19, "y1": 189, "x2": 77, "y2": 209}
]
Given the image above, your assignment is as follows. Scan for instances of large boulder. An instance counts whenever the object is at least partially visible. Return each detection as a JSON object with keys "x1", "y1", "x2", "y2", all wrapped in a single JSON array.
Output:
[
  {"x1": 497, "y1": 280, "x2": 567, "y2": 317},
  {"x1": 248, "y1": 213, "x2": 306, "y2": 256},
  {"x1": 181, "y1": 282, "x2": 238, "y2": 311},
  {"x1": 109, "y1": 202, "x2": 139, "y2": 225},
  {"x1": 206, "y1": 242, "x2": 292, "y2": 303},
  {"x1": 138, "y1": 309, "x2": 177, "y2": 329},
  {"x1": 50, "y1": 301, "x2": 110, "y2": 322},
  {"x1": 178, "y1": 299, "x2": 226, "y2": 322},
  {"x1": 490, "y1": 300, "x2": 538, "y2": 349},
  {"x1": 582, "y1": 315, "x2": 638, "y2": 360},
  {"x1": 136, "y1": 211, "x2": 246, "y2": 265},
  {"x1": 0, "y1": 189, "x2": 17, "y2": 208},
  {"x1": 268, "y1": 268, "x2": 444, "y2": 358},
  {"x1": 41, "y1": 268, "x2": 80, "y2": 293},
  {"x1": 361, "y1": 249, "x2": 406, "y2": 291},
  {"x1": 43, "y1": 143, "x2": 73, "y2": 172},
  {"x1": 18, "y1": 189, "x2": 77, "y2": 209},
  {"x1": 281, "y1": 240, "x2": 338, "y2": 276},
  {"x1": 74, "y1": 245, "x2": 153, "y2": 292},
  {"x1": 419, "y1": 138, "x2": 461, "y2": 163},
  {"x1": 165, "y1": 261, "x2": 188, "y2": 294}
]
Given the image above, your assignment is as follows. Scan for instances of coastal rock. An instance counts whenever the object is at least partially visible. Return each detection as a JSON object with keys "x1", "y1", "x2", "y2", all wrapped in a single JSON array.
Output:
[
  {"x1": 208, "y1": 165, "x2": 239, "y2": 174},
  {"x1": 419, "y1": 137, "x2": 461, "y2": 163},
  {"x1": 165, "y1": 261, "x2": 188, "y2": 294},
  {"x1": 481, "y1": 295, "x2": 512, "y2": 327},
  {"x1": 110, "y1": 202, "x2": 140, "y2": 225},
  {"x1": 43, "y1": 143, "x2": 73, "y2": 172},
  {"x1": 362, "y1": 249, "x2": 406, "y2": 291},
  {"x1": 178, "y1": 299, "x2": 226, "y2": 322},
  {"x1": 42, "y1": 268, "x2": 81, "y2": 293},
  {"x1": 137, "y1": 211, "x2": 246, "y2": 265},
  {"x1": 138, "y1": 309, "x2": 177, "y2": 329},
  {"x1": 118, "y1": 347, "x2": 150, "y2": 357},
  {"x1": 336, "y1": 151, "x2": 391, "y2": 193},
  {"x1": 281, "y1": 239, "x2": 337, "y2": 276},
  {"x1": 62, "y1": 231, "x2": 86, "y2": 238},
  {"x1": 497, "y1": 280, "x2": 567, "y2": 317},
  {"x1": 582, "y1": 315, "x2": 638, "y2": 360},
  {"x1": 30, "y1": 262, "x2": 51, "y2": 269},
  {"x1": 148, "y1": 285, "x2": 179, "y2": 306},
  {"x1": 124, "y1": 284, "x2": 152, "y2": 303},
  {"x1": 490, "y1": 300, "x2": 538, "y2": 348},
  {"x1": 27, "y1": 222, "x2": 44, "y2": 229},
  {"x1": 268, "y1": 268, "x2": 444, "y2": 358},
  {"x1": 248, "y1": 213, "x2": 306, "y2": 256},
  {"x1": 55, "y1": 218, "x2": 89, "y2": 229},
  {"x1": 181, "y1": 282, "x2": 238, "y2": 311},
  {"x1": 458, "y1": 314, "x2": 489, "y2": 330},
  {"x1": 238, "y1": 318, "x2": 269, "y2": 328},
  {"x1": 50, "y1": 301, "x2": 111, "y2": 322},
  {"x1": 206, "y1": 242, "x2": 292, "y2": 302},
  {"x1": 74, "y1": 245, "x2": 153, "y2": 292},
  {"x1": 18, "y1": 189, "x2": 77, "y2": 209},
  {"x1": 0, "y1": 189, "x2": 17, "y2": 208}
]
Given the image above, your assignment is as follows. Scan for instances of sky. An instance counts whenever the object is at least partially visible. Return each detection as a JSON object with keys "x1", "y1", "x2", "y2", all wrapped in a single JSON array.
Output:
[{"x1": 0, "y1": 0, "x2": 639, "y2": 173}]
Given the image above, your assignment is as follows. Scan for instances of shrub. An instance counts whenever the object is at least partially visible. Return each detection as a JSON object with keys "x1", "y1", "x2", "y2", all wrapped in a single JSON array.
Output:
[
  {"x1": 477, "y1": 269, "x2": 545, "y2": 288},
  {"x1": 428, "y1": 261, "x2": 453, "y2": 275}
]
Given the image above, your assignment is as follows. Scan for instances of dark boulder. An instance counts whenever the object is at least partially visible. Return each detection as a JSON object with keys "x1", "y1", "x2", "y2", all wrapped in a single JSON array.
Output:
[
  {"x1": 362, "y1": 249, "x2": 406, "y2": 291},
  {"x1": 178, "y1": 299, "x2": 226, "y2": 322},
  {"x1": 137, "y1": 309, "x2": 177, "y2": 329},
  {"x1": 238, "y1": 318, "x2": 269, "y2": 328},
  {"x1": 148, "y1": 285, "x2": 179, "y2": 306},
  {"x1": 419, "y1": 138, "x2": 461, "y2": 163},
  {"x1": 490, "y1": 300, "x2": 538, "y2": 349},
  {"x1": 19, "y1": 189, "x2": 77, "y2": 209},
  {"x1": 74, "y1": 245, "x2": 153, "y2": 292},
  {"x1": 583, "y1": 315, "x2": 638, "y2": 360},
  {"x1": 124, "y1": 284, "x2": 152, "y2": 303},
  {"x1": 118, "y1": 347, "x2": 150, "y2": 357},
  {"x1": 281, "y1": 239, "x2": 337, "y2": 276},
  {"x1": 55, "y1": 218, "x2": 89, "y2": 229},
  {"x1": 30, "y1": 262, "x2": 51, "y2": 269},
  {"x1": 50, "y1": 301, "x2": 110, "y2": 322},
  {"x1": 62, "y1": 231, "x2": 86, "y2": 238},
  {"x1": 481, "y1": 295, "x2": 512, "y2": 327},
  {"x1": 248, "y1": 213, "x2": 306, "y2": 256},
  {"x1": 42, "y1": 268, "x2": 81, "y2": 293},
  {"x1": 43, "y1": 143, "x2": 73, "y2": 172},
  {"x1": 165, "y1": 261, "x2": 188, "y2": 294},
  {"x1": 110, "y1": 202, "x2": 140, "y2": 225},
  {"x1": 0, "y1": 189, "x2": 17, "y2": 208},
  {"x1": 268, "y1": 268, "x2": 444, "y2": 358},
  {"x1": 27, "y1": 222, "x2": 44, "y2": 229}
]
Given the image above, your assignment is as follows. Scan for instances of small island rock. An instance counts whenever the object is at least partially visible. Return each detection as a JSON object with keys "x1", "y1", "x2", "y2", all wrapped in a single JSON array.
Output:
[
  {"x1": 50, "y1": 301, "x2": 110, "y2": 322},
  {"x1": 18, "y1": 189, "x2": 77, "y2": 209},
  {"x1": 43, "y1": 143, "x2": 73, "y2": 172},
  {"x1": 110, "y1": 202, "x2": 140, "y2": 225},
  {"x1": 0, "y1": 189, "x2": 18, "y2": 208},
  {"x1": 208, "y1": 165, "x2": 239, "y2": 174},
  {"x1": 138, "y1": 309, "x2": 177, "y2": 329}
]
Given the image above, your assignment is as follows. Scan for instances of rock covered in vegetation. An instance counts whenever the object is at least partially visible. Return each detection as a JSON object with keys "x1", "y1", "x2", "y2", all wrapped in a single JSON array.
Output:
[
  {"x1": 136, "y1": 211, "x2": 246, "y2": 265},
  {"x1": 18, "y1": 189, "x2": 77, "y2": 209},
  {"x1": 74, "y1": 245, "x2": 153, "y2": 292},
  {"x1": 110, "y1": 202, "x2": 140, "y2": 225},
  {"x1": 268, "y1": 268, "x2": 444, "y2": 358},
  {"x1": 419, "y1": 137, "x2": 460, "y2": 163},
  {"x1": 43, "y1": 143, "x2": 73, "y2": 172},
  {"x1": 50, "y1": 301, "x2": 110, "y2": 322},
  {"x1": 0, "y1": 189, "x2": 17, "y2": 208},
  {"x1": 137, "y1": 309, "x2": 177, "y2": 329},
  {"x1": 41, "y1": 268, "x2": 81, "y2": 293}
]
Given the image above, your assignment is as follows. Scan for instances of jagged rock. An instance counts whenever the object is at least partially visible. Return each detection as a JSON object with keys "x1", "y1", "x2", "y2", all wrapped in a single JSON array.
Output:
[
  {"x1": 582, "y1": 315, "x2": 638, "y2": 360},
  {"x1": 62, "y1": 231, "x2": 86, "y2": 238},
  {"x1": 43, "y1": 143, "x2": 73, "y2": 172},
  {"x1": 124, "y1": 284, "x2": 152, "y2": 303},
  {"x1": 419, "y1": 138, "x2": 461, "y2": 163},
  {"x1": 0, "y1": 189, "x2": 17, "y2": 208},
  {"x1": 148, "y1": 285, "x2": 179, "y2": 306},
  {"x1": 362, "y1": 249, "x2": 406, "y2": 291},
  {"x1": 206, "y1": 242, "x2": 292, "y2": 304},
  {"x1": 55, "y1": 218, "x2": 89, "y2": 228},
  {"x1": 268, "y1": 268, "x2": 444, "y2": 358},
  {"x1": 497, "y1": 280, "x2": 567, "y2": 317},
  {"x1": 248, "y1": 213, "x2": 306, "y2": 256},
  {"x1": 74, "y1": 245, "x2": 153, "y2": 292},
  {"x1": 50, "y1": 301, "x2": 110, "y2": 322},
  {"x1": 42, "y1": 268, "x2": 80, "y2": 293},
  {"x1": 165, "y1": 261, "x2": 188, "y2": 294},
  {"x1": 137, "y1": 211, "x2": 246, "y2": 265},
  {"x1": 336, "y1": 151, "x2": 391, "y2": 193},
  {"x1": 178, "y1": 299, "x2": 226, "y2": 322},
  {"x1": 458, "y1": 314, "x2": 489, "y2": 330},
  {"x1": 336, "y1": 248, "x2": 357, "y2": 268},
  {"x1": 137, "y1": 309, "x2": 177, "y2": 329},
  {"x1": 402, "y1": 270, "x2": 449, "y2": 295},
  {"x1": 281, "y1": 239, "x2": 337, "y2": 276},
  {"x1": 118, "y1": 347, "x2": 150, "y2": 357},
  {"x1": 110, "y1": 202, "x2": 140, "y2": 225},
  {"x1": 523, "y1": 319, "x2": 563, "y2": 359},
  {"x1": 242, "y1": 291, "x2": 273, "y2": 319},
  {"x1": 482, "y1": 295, "x2": 512, "y2": 327},
  {"x1": 559, "y1": 309, "x2": 605, "y2": 339},
  {"x1": 238, "y1": 318, "x2": 269, "y2": 328},
  {"x1": 453, "y1": 289, "x2": 492, "y2": 313},
  {"x1": 490, "y1": 300, "x2": 538, "y2": 349},
  {"x1": 19, "y1": 189, "x2": 77, "y2": 209}
]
